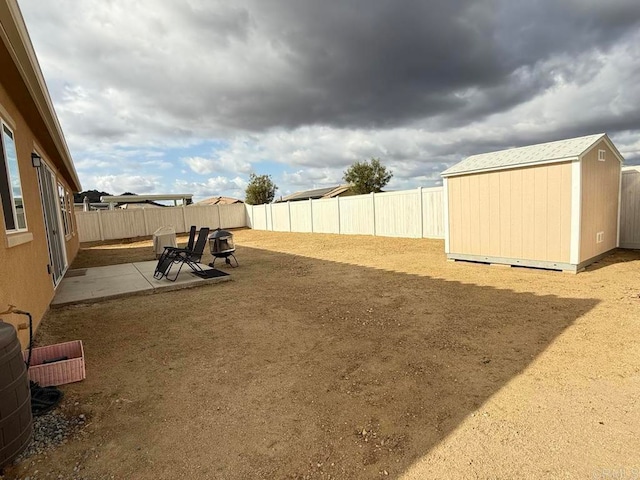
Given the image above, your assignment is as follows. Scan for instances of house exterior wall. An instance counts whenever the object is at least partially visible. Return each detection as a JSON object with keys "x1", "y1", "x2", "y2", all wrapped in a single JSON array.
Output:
[
  {"x1": 0, "y1": 67, "x2": 78, "y2": 347},
  {"x1": 447, "y1": 161, "x2": 573, "y2": 263},
  {"x1": 579, "y1": 139, "x2": 621, "y2": 262}
]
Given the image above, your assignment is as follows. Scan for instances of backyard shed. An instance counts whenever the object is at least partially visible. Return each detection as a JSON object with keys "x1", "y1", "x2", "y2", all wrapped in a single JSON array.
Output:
[
  {"x1": 619, "y1": 166, "x2": 640, "y2": 249},
  {"x1": 441, "y1": 133, "x2": 623, "y2": 272}
]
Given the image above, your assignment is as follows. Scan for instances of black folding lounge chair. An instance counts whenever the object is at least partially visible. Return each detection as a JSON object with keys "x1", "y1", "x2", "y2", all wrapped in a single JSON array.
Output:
[
  {"x1": 154, "y1": 227, "x2": 210, "y2": 281},
  {"x1": 164, "y1": 225, "x2": 196, "y2": 255},
  {"x1": 184, "y1": 225, "x2": 197, "y2": 251},
  {"x1": 154, "y1": 225, "x2": 196, "y2": 276}
]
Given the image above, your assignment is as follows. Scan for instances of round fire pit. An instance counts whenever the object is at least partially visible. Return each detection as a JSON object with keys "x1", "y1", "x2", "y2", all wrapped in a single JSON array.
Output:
[{"x1": 208, "y1": 228, "x2": 238, "y2": 268}]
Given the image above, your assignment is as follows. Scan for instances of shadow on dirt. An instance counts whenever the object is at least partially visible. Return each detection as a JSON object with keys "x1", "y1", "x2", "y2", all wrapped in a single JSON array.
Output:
[
  {"x1": 580, "y1": 248, "x2": 640, "y2": 272},
  {"x1": 36, "y1": 243, "x2": 599, "y2": 479}
]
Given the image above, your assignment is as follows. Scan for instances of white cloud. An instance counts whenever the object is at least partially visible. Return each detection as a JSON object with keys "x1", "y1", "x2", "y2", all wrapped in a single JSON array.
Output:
[
  {"x1": 174, "y1": 176, "x2": 247, "y2": 201},
  {"x1": 141, "y1": 160, "x2": 173, "y2": 170},
  {"x1": 183, "y1": 151, "x2": 252, "y2": 175},
  {"x1": 91, "y1": 174, "x2": 162, "y2": 195},
  {"x1": 73, "y1": 158, "x2": 112, "y2": 170},
  {"x1": 279, "y1": 167, "x2": 343, "y2": 194}
]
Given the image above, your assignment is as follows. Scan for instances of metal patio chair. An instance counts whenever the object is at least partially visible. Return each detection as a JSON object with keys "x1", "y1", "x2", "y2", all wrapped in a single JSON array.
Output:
[{"x1": 153, "y1": 227, "x2": 210, "y2": 281}]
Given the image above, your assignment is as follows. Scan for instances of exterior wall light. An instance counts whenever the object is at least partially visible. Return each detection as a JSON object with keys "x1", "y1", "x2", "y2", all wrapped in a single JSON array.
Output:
[{"x1": 31, "y1": 152, "x2": 42, "y2": 167}]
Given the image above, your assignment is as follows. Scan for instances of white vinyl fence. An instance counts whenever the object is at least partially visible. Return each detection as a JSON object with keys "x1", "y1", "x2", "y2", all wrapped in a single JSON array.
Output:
[
  {"x1": 76, "y1": 203, "x2": 247, "y2": 242},
  {"x1": 245, "y1": 187, "x2": 445, "y2": 239},
  {"x1": 75, "y1": 177, "x2": 640, "y2": 247}
]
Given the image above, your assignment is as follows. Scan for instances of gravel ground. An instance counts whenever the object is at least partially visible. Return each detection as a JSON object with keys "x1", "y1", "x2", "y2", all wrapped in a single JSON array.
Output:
[
  {"x1": 19, "y1": 410, "x2": 85, "y2": 459},
  {"x1": 2, "y1": 406, "x2": 86, "y2": 480}
]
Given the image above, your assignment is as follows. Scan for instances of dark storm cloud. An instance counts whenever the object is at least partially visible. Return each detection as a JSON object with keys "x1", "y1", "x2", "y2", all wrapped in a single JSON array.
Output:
[
  {"x1": 218, "y1": 0, "x2": 640, "y2": 130},
  {"x1": 20, "y1": 0, "x2": 640, "y2": 135},
  {"x1": 494, "y1": 0, "x2": 640, "y2": 67}
]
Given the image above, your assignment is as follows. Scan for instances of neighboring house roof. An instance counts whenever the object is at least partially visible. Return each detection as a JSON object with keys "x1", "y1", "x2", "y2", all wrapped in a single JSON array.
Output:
[
  {"x1": 196, "y1": 196, "x2": 243, "y2": 205},
  {"x1": 324, "y1": 185, "x2": 353, "y2": 197},
  {"x1": 280, "y1": 185, "x2": 353, "y2": 202},
  {"x1": 0, "y1": 0, "x2": 81, "y2": 191},
  {"x1": 441, "y1": 133, "x2": 623, "y2": 177}
]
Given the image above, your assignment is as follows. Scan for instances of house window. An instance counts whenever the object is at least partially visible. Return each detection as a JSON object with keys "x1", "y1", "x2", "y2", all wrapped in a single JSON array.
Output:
[
  {"x1": 0, "y1": 122, "x2": 27, "y2": 231},
  {"x1": 57, "y1": 182, "x2": 72, "y2": 236},
  {"x1": 598, "y1": 149, "x2": 606, "y2": 161}
]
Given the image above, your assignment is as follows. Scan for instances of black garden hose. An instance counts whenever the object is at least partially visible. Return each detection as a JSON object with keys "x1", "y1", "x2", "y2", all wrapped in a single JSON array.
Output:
[
  {"x1": 30, "y1": 381, "x2": 64, "y2": 416},
  {"x1": 15, "y1": 309, "x2": 34, "y2": 368}
]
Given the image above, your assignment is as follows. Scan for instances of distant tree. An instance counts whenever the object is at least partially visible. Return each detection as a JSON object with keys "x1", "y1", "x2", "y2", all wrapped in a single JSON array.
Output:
[
  {"x1": 73, "y1": 189, "x2": 112, "y2": 203},
  {"x1": 245, "y1": 173, "x2": 277, "y2": 205},
  {"x1": 343, "y1": 158, "x2": 392, "y2": 194}
]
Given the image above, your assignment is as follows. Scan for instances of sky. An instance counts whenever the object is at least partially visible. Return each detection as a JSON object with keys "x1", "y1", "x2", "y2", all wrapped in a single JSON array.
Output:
[{"x1": 17, "y1": 0, "x2": 640, "y2": 201}]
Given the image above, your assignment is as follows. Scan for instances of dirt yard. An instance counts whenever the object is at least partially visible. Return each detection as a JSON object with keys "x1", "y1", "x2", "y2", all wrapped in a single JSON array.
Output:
[{"x1": 4, "y1": 229, "x2": 640, "y2": 479}]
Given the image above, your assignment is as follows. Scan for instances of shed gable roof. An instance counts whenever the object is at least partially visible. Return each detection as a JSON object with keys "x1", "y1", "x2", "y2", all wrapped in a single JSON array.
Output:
[{"x1": 441, "y1": 133, "x2": 608, "y2": 177}]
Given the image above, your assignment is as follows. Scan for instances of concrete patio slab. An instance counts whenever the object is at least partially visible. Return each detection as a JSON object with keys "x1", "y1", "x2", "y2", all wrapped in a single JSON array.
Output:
[
  {"x1": 70, "y1": 263, "x2": 142, "y2": 279},
  {"x1": 52, "y1": 261, "x2": 231, "y2": 307},
  {"x1": 134, "y1": 261, "x2": 229, "y2": 290}
]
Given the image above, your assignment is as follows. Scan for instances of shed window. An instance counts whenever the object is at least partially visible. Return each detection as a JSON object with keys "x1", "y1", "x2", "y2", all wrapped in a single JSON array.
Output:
[
  {"x1": 0, "y1": 122, "x2": 27, "y2": 231},
  {"x1": 598, "y1": 149, "x2": 606, "y2": 161}
]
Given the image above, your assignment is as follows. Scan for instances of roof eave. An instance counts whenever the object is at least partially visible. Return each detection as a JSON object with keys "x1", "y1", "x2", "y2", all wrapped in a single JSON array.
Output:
[
  {"x1": 441, "y1": 156, "x2": 581, "y2": 178},
  {"x1": 0, "y1": 0, "x2": 81, "y2": 191}
]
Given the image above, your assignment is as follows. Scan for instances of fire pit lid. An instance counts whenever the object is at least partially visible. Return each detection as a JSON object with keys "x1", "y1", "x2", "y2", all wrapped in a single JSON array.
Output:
[{"x1": 208, "y1": 228, "x2": 232, "y2": 239}]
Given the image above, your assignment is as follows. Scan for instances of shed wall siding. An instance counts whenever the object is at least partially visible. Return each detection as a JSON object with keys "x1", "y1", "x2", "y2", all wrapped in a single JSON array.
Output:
[
  {"x1": 579, "y1": 140, "x2": 620, "y2": 262},
  {"x1": 447, "y1": 162, "x2": 572, "y2": 263},
  {"x1": 620, "y1": 169, "x2": 640, "y2": 248}
]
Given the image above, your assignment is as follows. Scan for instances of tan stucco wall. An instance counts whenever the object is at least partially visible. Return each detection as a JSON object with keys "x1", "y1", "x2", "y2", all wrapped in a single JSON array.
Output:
[
  {"x1": 0, "y1": 76, "x2": 78, "y2": 347},
  {"x1": 579, "y1": 139, "x2": 620, "y2": 262},
  {"x1": 447, "y1": 162, "x2": 573, "y2": 263}
]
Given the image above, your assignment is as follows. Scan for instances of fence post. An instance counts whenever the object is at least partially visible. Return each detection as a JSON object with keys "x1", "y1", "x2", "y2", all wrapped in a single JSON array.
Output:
[
  {"x1": 418, "y1": 187, "x2": 424, "y2": 238},
  {"x1": 337, "y1": 197, "x2": 341, "y2": 234},
  {"x1": 264, "y1": 204, "x2": 268, "y2": 230},
  {"x1": 288, "y1": 201, "x2": 292, "y2": 232},
  {"x1": 181, "y1": 205, "x2": 187, "y2": 232},
  {"x1": 97, "y1": 209, "x2": 104, "y2": 241},
  {"x1": 141, "y1": 208, "x2": 148, "y2": 236},
  {"x1": 269, "y1": 203, "x2": 273, "y2": 231},
  {"x1": 310, "y1": 198, "x2": 314, "y2": 233},
  {"x1": 371, "y1": 192, "x2": 376, "y2": 236}
]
